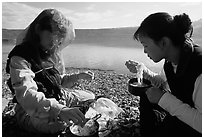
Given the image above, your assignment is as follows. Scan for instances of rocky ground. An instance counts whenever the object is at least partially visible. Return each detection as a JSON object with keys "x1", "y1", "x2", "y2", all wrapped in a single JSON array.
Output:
[{"x1": 2, "y1": 61, "x2": 141, "y2": 137}]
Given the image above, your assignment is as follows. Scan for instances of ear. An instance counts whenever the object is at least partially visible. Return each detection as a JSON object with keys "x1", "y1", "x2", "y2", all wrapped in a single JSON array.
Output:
[{"x1": 159, "y1": 37, "x2": 170, "y2": 50}]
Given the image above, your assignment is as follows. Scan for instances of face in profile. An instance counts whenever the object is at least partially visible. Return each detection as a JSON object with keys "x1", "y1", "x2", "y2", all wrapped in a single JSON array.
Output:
[
  {"x1": 39, "y1": 25, "x2": 76, "y2": 54},
  {"x1": 139, "y1": 36, "x2": 164, "y2": 63},
  {"x1": 38, "y1": 30, "x2": 58, "y2": 51}
]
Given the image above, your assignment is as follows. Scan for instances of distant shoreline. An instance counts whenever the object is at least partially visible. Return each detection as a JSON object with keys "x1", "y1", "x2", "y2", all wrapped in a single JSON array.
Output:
[
  {"x1": 2, "y1": 39, "x2": 16, "y2": 43},
  {"x1": 3, "y1": 22, "x2": 202, "y2": 48}
]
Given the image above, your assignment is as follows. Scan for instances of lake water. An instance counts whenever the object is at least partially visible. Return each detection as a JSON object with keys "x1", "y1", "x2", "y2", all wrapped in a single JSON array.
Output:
[{"x1": 2, "y1": 43, "x2": 164, "y2": 74}]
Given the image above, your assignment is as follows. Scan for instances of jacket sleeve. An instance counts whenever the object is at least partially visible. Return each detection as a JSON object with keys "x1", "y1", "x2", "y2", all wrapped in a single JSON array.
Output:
[
  {"x1": 158, "y1": 74, "x2": 202, "y2": 133},
  {"x1": 9, "y1": 56, "x2": 65, "y2": 121}
]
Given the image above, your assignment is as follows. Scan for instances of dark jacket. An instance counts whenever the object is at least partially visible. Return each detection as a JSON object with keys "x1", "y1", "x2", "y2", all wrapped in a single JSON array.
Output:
[
  {"x1": 164, "y1": 44, "x2": 202, "y2": 107},
  {"x1": 161, "y1": 43, "x2": 202, "y2": 136},
  {"x1": 6, "y1": 42, "x2": 62, "y2": 101}
]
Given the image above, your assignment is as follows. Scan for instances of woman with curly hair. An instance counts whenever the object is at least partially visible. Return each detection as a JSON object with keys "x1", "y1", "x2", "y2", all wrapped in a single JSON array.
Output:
[{"x1": 6, "y1": 9, "x2": 95, "y2": 135}]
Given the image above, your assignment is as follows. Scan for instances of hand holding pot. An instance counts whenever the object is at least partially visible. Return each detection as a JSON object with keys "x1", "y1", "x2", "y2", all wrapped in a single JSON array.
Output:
[{"x1": 145, "y1": 87, "x2": 165, "y2": 104}]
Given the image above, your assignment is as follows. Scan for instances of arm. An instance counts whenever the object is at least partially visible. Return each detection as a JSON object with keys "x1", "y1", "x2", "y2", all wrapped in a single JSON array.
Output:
[
  {"x1": 143, "y1": 67, "x2": 169, "y2": 90},
  {"x1": 9, "y1": 56, "x2": 86, "y2": 127},
  {"x1": 158, "y1": 74, "x2": 202, "y2": 133},
  {"x1": 125, "y1": 60, "x2": 168, "y2": 89},
  {"x1": 9, "y1": 56, "x2": 65, "y2": 120}
]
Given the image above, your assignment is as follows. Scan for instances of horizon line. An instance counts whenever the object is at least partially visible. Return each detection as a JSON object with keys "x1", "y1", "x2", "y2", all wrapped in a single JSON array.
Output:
[{"x1": 2, "y1": 18, "x2": 202, "y2": 30}]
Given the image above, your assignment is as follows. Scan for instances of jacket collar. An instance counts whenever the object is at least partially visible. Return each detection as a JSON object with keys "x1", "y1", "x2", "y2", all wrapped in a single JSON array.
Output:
[{"x1": 175, "y1": 39, "x2": 194, "y2": 77}]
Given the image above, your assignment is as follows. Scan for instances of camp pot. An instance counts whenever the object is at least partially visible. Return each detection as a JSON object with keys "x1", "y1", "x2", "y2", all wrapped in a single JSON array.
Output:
[{"x1": 128, "y1": 78, "x2": 152, "y2": 96}]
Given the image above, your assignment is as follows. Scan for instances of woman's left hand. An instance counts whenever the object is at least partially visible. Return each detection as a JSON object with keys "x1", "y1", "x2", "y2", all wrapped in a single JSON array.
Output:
[
  {"x1": 78, "y1": 71, "x2": 94, "y2": 81},
  {"x1": 145, "y1": 87, "x2": 165, "y2": 104}
]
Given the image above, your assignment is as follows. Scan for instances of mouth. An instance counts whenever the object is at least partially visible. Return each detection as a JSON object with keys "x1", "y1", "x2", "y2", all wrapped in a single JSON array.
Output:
[{"x1": 147, "y1": 55, "x2": 151, "y2": 59}]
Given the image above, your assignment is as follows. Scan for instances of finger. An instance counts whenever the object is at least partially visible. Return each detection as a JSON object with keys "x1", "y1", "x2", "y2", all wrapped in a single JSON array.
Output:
[
  {"x1": 72, "y1": 108, "x2": 85, "y2": 121},
  {"x1": 91, "y1": 73, "x2": 94, "y2": 80},
  {"x1": 87, "y1": 71, "x2": 94, "y2": 79},
  {"x1": 129, "y1": 60, "x2": 135, "y2": 65},
  {"x1": 69, "y1": 111, "x2": 85, "y2": 126},
  {"x1": 69, "y1": 118, "x2": 79, "y2": 125},
  {"x1": 76, "y1": 109, "x2": 86, "y2": 121},
  {"x1": 125, "y1": 61, "x2": 130, "y2": 66},
  {"x1": 73, "y1": 114, "x2": 85, "y2": 126},
  {"x1": 86, "y1": 72, "x2": 93, "y2": 79},
  {"x1": 87, "y1": 70, "x2": 93, "y2": 75},
  {"x1": 129, "y1": 60, "x2": 138, "y2": 65},
  {"x1": 66, "y1": 120, "x2": 74, "y2": 126},
  {"x1": 127, "y1": 60, "x2": 134, "y2": 65}
]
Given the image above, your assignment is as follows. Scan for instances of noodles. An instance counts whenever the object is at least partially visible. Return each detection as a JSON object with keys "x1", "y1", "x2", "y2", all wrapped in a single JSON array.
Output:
[{"x1": 130, "y1": 82, "x2": 149, "y2": 87}]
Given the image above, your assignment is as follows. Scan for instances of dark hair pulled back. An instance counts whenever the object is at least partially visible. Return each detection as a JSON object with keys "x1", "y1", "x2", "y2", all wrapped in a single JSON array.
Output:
[{"x1": 134, "y1": 12, "x2": 193, "y2": 47}]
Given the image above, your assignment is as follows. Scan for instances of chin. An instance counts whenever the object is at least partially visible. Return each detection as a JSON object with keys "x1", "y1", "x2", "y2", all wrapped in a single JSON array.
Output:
[
  {"x1": 153, "y1": 58, "x2": 162, "y2": 63},
  {"x1": 149, "y1": 57, "x2": 158, "y2": 63}
]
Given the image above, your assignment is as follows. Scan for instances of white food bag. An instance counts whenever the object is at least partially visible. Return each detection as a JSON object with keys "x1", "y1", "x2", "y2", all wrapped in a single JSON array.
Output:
[{"x1": 85, "y1": 97, "x2": 124, "y2": 136}]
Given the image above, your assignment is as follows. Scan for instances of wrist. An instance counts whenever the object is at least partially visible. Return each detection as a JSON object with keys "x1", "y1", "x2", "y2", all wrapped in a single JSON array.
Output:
[
  {"x1": 58, "y1": 106, "x2": 67, "y2": 120},
  {"x1": 143, "y1": 68, "x2": 151, "y2": 80},
  {"x1": 158, "y1": 89, "x2": 169, "y2": 102},
  {"x1": 158, "y1": 89, "x2": 170, "y2": 105}
]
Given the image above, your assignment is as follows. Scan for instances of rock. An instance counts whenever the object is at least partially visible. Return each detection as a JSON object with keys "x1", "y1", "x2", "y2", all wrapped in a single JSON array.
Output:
[{"x1": 2, "y1": 98, "x2": 9, "y2": 113}]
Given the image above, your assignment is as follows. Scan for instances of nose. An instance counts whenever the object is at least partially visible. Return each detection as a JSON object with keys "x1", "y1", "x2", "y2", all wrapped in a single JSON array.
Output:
[{"x1": 143, "y1": 48, "x2": 147, "y2": 54}]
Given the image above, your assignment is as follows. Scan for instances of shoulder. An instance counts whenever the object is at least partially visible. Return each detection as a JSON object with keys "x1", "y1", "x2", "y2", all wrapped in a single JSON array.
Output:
[
  {"x1": 10, "y1": 56, "x2": 31, "y2": 70},
  {"x1": 8, "y1": 43, "x2": 30, "y2": 59}
]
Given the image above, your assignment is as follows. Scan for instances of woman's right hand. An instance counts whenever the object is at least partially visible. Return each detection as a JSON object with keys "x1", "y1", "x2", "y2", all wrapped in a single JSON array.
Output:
[
  {"x1": 59, "y1": 107, "x2": 86, "y2": 126},
  {"x1": 125, "y1": 60, "x2": 146, "y2": 74}
]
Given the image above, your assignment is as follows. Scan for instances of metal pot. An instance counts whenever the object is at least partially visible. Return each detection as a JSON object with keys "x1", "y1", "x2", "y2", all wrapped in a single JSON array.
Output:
[{"x1": 128, "y1": 78, "x2": 151, "y2": 96}]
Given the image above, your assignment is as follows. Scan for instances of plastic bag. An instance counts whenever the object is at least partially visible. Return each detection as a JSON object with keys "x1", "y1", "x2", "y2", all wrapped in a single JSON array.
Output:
[{"x1": 85, "y1": 97, "x2": 124, "y2": 136}]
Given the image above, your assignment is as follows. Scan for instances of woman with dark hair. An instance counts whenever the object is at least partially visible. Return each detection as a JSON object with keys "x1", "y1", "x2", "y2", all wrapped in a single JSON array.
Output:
[
  {"x1": 6, "y1": 9, "x2": 96, "y2": 134},
  {"x1": 125, "y1": 12, "x2": 201, "y2": 136}
]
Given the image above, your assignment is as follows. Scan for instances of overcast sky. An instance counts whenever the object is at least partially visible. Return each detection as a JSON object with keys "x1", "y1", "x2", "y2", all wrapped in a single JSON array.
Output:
[{"x1": 2, "y1": 1, "x2": 202, "y2": 29}]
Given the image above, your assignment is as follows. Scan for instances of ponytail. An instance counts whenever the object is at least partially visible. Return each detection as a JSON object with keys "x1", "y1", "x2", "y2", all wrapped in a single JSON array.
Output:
[
  {"x1": 134, "y1": 12, "x2": 194, "y2": 47},
  {"x1": 173, "y1": 13, "x2": 193, "y2": 39}
]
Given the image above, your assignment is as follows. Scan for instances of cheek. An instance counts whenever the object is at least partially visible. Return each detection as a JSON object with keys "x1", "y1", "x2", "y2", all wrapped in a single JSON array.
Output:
[
  {"x1": 145, "y1": 47, "x2": 158, "y2": 60},
  {"x1": 152, "y1": 49, "x2": 163, "y2": 62},
  {"x1": 41, "y1": 41, "x2": 49, "y2": 50},
  {"x1": 144, "y1": 47, "x2": 152, "y2": 55},
  {"x1": 41, "y1": 37, "x2": 52, "y2": 49}
]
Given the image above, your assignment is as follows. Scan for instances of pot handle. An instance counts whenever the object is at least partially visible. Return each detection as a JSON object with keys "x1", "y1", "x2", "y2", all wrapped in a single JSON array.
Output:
[{"x1": 92, "y1": 114, "x2": 102, "y2": 121}]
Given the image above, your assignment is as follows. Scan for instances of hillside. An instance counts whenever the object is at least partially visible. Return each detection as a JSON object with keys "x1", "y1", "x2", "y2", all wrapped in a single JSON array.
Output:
[
  {"x1": 2, "y1": 27, "x2": 140, "y2": 47},
  {"x1": 2, "y1": 29, "x2": 22, "y2": 43},
  {"x1": 2, "y1": 19, "x2": 202, "y2": 47},
  {"x1": 74, "y1": 27, "x2": 139, "y2": 47}
]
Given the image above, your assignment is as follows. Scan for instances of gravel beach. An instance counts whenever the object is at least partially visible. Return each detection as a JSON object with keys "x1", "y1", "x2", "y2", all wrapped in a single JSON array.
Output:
[{"x1": 2, "y1": 61, "x2": 141, "y2": 137}]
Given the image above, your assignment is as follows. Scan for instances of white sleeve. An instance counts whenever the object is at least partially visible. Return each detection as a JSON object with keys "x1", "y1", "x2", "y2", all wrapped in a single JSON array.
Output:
[
  {"x1": 9, "y1": 56, "x2": 65, "y2": 119},
  {"x1": 158, "y1": 74, "x2": 202, "y2": 133}
]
